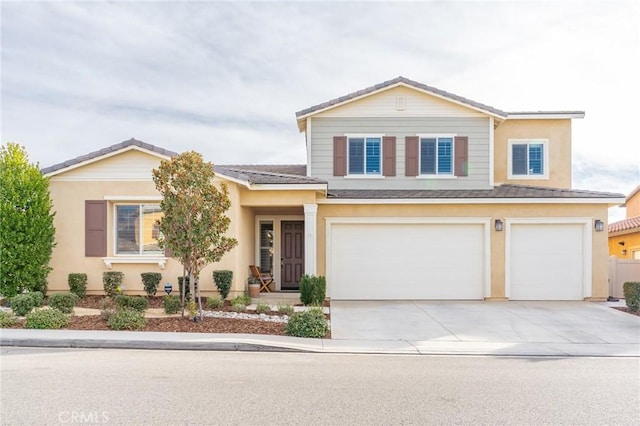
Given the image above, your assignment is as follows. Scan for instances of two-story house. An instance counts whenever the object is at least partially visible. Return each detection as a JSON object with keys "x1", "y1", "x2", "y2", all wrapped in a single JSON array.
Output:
[{"x1": 43, "y1": 77, "x2": 624, "y2": 300}]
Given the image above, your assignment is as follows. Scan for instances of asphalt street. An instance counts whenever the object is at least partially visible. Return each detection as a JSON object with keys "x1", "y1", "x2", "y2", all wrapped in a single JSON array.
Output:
[{"x1": 1, "y1": 347, "x2": 638, "y2": 425}]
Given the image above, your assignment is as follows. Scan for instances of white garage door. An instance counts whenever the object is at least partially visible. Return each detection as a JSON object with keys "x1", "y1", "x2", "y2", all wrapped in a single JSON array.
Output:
[
  {"x1": 328, "y1": 222, "x2": 486, "y2": 300},
  {"x1": 509, "y1": 223, "x2": 585, "y2": 300}
]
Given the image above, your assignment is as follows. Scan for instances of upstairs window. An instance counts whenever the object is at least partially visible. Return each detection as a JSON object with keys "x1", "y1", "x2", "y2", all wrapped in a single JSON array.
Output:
[
  {"x1": 508, "y1": 139, "x2": 548, "y2": 179},
  {"x1": 420, "y1": 136, "x2": 454, "y2": 175},
  {"x1": 116, "y1": 204, "x2": 163, "y2": 255},
  {"x1": 348, "y1": 136, "x2": 382, "y2": 175}
]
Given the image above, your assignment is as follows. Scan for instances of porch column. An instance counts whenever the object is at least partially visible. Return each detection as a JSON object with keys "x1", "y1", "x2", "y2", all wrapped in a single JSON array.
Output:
[{"x1": 303, "y1": 203, "x2": 318, "y2": 275}]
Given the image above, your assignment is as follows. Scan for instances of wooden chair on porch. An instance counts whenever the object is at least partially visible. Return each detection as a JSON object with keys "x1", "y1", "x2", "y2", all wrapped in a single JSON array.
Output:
[{"x1": 249, "y1": 265, "x2": 273, "y2": 293}]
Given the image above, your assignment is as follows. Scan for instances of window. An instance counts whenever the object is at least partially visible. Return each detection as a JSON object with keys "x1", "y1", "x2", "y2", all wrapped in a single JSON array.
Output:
[
  {"x1": 420, "y1": 136, "x2": 454, "y2": 175},
  {"x1": 508, "y1": 139, "x2": 548, "y2": 179},
  {"x1": 116, "y1": 204, "x2": 163, "y2": 255},
  {"x1": 348, "y1": 136, "x2": 381, "y2": 175},
  {"x1": 259, "y1": 221, "x2": 274, "y2": 273}
]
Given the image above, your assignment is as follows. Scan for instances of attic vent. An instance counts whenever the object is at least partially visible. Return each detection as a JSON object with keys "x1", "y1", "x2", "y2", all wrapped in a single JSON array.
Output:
[{"x1": 396, "y1": 96, "x2": 406, "y2": 111}]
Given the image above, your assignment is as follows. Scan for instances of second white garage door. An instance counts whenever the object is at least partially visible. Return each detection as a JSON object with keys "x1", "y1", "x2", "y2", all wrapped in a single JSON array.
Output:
[
  {"x1": 508, "y1": 222, "x2": 587, "y2": 300},
  {"x1": 328, "y1": 222, "x2": 487, "y2": 300}
]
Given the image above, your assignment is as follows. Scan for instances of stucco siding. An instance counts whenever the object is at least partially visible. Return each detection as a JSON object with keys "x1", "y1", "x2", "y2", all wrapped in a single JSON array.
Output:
[{"x1": 310, "y1": 116, "x2": 491, "y2": 189}]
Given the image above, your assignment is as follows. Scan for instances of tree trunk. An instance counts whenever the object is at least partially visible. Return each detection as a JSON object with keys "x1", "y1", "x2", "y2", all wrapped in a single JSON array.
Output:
[
  {"x1": 197, "y1": 277, "x2": 203, "y2": 321},
  {"x1": 189, "y1": 271, "x2": 196, "y2": 319},
  {"x1": 180, "y1": 267, "x2": 186, "y2": 318}
]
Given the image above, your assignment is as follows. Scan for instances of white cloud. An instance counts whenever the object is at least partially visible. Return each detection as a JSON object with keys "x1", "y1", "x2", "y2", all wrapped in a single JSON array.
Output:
[{"x1": 2, "y1": 0, "x2": 638, "y2": 219}]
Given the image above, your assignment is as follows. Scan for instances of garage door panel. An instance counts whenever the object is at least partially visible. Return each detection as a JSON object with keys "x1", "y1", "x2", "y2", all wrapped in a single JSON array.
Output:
[
  {"x1": 509, "y1": 223, "x2": 584, "y2": 300},
  {"x1": 330, "y1": 223, "x2": 485, "y2": 300}
]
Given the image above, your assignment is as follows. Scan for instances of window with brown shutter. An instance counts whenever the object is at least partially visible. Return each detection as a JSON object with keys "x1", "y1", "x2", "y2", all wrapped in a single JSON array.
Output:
[
  {"x1": 382, "y1": 136, "x2": 396, "y2": 177},
  {"x1": 405, "y1": 136, "x2": 419, "y2": 176},
  {"x1": 333, "y1": 136, "x2": 347, "y2": 176},
  {"x1": 85, "y1": 200, "x2": 107, "y2": 257},
  {"x1": 454, "y1": 136, "x2": 469, "y2": 177}
]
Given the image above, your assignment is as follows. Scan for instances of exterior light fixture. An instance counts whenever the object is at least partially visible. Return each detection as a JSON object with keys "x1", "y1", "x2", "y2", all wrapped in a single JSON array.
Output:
[
  {"x1": 594, "y1": 219, "x2": 604, "y2": 232},
  {"x1": 164, "y1": 283, "x2": 173, "y2": 295},
  {"x1": 618, "y1": 241, "x2": 625, "y2": 246},
  {"x1": 495, "y1": 219, "x2": 503, "y2": 232}
]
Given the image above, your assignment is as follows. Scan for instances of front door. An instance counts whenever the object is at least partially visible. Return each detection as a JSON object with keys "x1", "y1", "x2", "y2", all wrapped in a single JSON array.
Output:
[{"x1": 281, "y1": 221, "x2": 304, "y2": 290}]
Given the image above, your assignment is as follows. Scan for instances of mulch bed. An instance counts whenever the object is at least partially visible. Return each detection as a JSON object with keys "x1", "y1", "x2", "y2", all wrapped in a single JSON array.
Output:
[{"x1": 612, "y1": 307, "x2": 640, "y2": 317}]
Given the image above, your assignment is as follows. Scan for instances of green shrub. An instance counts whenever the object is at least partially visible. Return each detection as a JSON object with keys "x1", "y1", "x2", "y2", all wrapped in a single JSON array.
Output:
[
  {"x1": 299, "y1": 275, "x2": 326, "y2": 306},
  {"x1": 48, "y1": 292, "x2": 78, "y2": 314},
  {"x1": 11, "y1": 294, "x2": 35, "y2": 316},
  {"x1": 114, "y1": 295, "x2": 148, "y2": 313},
  {"x1": 68, "y1": 273, "x2": 87, "y2": 298},
  {"x1": 232, "y1": 303, "x2": 247, "y2": 313},
  {"x1": 207, "y1": 296, "x2": 224, "y2": 309},
  {"x1": 25, "y1": 308, "x2": 69, "y2": 329},
  {"x1": 100, "y1": 298, "x2": 115, "y2": 321},
  {"x1": 255, "y1": 302, "x2": 270, "y2": 314},
  {"x1": 178, "y1": 276, "x2": 198, "y2": 299},
  {"x1": 107, "y1": 308, "x2": 146, "y2": 331},
  {"x1": 285, "y1": 308, "x2": 328, "y2": 338},
  {"x1": 212, "y1": 270, "x2": 233, "y2": 299},
  {"x1": 29, "y1": 291, "x2": 44, "y2": 307},
  {"x1": 141, "y1": 272, "x2": 162, "y2": 297},
  {"x1": 164, "y1": 295, "x2": 181, "y2": 314},
  {"x1": 0, "y1": 310, "x2": 17, "y2": 327},
  {"x1": 103, "y1": 271, "x2": 124, "y2": 297},
  {"x1": 277, "y1": 303, "x2": 294, "y2": 316},
  {"x1": 231, "y1": 295, "x2": 251, "y2": 306},
  {"x1": 623, "y1": 281, "x2": 640, "y2": 312}
]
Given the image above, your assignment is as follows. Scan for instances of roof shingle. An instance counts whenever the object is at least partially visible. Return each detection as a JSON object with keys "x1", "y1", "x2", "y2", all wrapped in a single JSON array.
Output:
[
  {"x1": 214, "y1": 165, "x2": 325, "y2": 185},
  {"x1": 609, "y1": 216, "x2": 640, "y2": 233}
]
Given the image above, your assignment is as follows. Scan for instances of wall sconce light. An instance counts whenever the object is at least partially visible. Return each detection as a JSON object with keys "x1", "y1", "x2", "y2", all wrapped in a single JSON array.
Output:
[
  {"x1": 495, "y1": 219, "x2": 503, "y2": 232},
  {"x1": 594, "y1": 219, "x2": 604, "y2": 232},
  {"x1": 622, "y1": 249, "x2": 628, "y2": 255},
  {"x1": 618, "y1": 241, "x2": 625, "y2": 246}
]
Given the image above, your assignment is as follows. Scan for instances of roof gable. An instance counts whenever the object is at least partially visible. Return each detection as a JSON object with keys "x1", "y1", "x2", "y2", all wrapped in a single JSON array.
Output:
[{"x1": 42, "y1": 138, "x2": 177, "y2": 177}]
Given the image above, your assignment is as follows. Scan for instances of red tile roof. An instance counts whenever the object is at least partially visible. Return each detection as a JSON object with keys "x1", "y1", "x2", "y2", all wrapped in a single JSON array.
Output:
[{"x1": 608, "y1": 216, "x2": 640, "y2": 233}]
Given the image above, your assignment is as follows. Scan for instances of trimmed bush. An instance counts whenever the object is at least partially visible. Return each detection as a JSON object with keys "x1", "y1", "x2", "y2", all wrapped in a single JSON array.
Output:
[
  {"x1": 232, "y1": 303, "x2": 247, "y2": 313},
  {"x1": 164, "y1": 295, "x2": 181, "y2": 314},
  {"x1": 277, "y1": 303, "x2": 294, "y2": 316},
  {"x1": 103, "y1": 271, "x2": 124, "y2": 297},
  {"x1": 212, "y1": 270, "x2": 233, "y2": 299},
  {"x1": 11, "y1": 294, "x2": 36, "y2": 316},
  {"x1": 231, "y1": 295, "x2": 251, "y2": 306},
  {"x1": 141, "y1": 272, "x2": 162, "y2": 297},
  {"x1": 68, "y1": 273, "x2": 87, "y2": 298},
  {"x1": 285, "y1": 308, "x2": 328, "y2": 338},
  {"x1": 623, "y1": 281, "x2": 640, "y2": 312},
  {"x1": 206, "y1": 296, "x2": 224, "y2": 309},
  {"x1": 299, "y1": 275, "x2": 326, "y2": 306},
  {"x1": 100, "y1": 297, "x2": 116, "y2": 321},
  {"x1": 0, "y1": 310, "x2": 17, "y2": 327},
  {"x1": 114, "y1": 295, "x2": 148, "y2": 313},
  {"x1": 255, "y1": 302, "x2": 270, "y2": 314},
  {"x1": 25, "y1": 308, "x2": 69, "y2": 329},
  {"x1": 107, "y1": 308, "x2": 146, "y2": 331},
  {"x1": 29, "y1": 291, "x2": 44, "y2": 307},
  {"x1": 48, "y1": 292, "x2": 78, "y2": 314}
]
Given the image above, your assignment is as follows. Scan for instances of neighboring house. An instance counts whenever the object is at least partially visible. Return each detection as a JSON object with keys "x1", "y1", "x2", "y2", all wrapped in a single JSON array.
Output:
[
  {"x1": 43, "y1": 77, "x2": 625, "y2": 301},
  {"x1": 608, "y1": 184, "x2": 640, "y2": 259}
]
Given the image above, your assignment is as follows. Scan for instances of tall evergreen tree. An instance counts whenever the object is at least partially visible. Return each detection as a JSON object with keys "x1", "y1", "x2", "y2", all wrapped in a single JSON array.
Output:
[{"x1": 0, "y1": 143, "x2": 56, "y2": 297}]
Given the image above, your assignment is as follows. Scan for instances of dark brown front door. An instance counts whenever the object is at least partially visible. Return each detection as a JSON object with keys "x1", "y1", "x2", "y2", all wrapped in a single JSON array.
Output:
[{"x1": 281, "y1": 221, "x2": 304, "y2": 290}]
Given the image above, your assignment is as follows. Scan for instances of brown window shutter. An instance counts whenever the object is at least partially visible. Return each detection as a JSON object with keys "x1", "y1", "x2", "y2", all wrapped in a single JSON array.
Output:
[
  {"x1": 333, "y1": 136, "x2": 347, "y2": 176},
  {"x1": 454, "y1": 136, "x2": 469, "y2": 177},
  {"x1": 382, "y1": 136, "x2": 396, "y2": 177},
  {"x1": 405, "y1": 136, "x2": 419, "y2": 176},
  {"x1": 85, "y1": 200, "x2": 107, "y2": 257}
]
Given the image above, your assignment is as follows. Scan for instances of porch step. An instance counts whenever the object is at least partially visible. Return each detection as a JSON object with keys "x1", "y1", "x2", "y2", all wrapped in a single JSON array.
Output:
[{"x1": 252, "y1": 292, "x2": 301, "y2": 305}]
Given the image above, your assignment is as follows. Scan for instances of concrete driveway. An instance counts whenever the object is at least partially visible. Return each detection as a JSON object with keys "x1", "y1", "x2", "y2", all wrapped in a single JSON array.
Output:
[{"x1": 330, "y1": 301, "x2": 640, "y2": 355}]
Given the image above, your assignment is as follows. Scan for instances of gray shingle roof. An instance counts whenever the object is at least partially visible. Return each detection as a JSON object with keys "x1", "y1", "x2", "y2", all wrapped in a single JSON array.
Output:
[
  {"x1": 41, "y1": 138, "x2": 177, "y2": 175},
  {"x1": 295, "y1": 76, "x2": 508, "y2": 118},
  {"x1": 327, "y1": 185, "x2": 625, "y2": 199},
  {"x1": 214, "y1": 165, "x2": 326, "y2": 185}
]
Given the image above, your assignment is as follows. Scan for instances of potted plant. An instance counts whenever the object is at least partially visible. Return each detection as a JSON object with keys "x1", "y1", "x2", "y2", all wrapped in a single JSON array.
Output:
[{"x1": 247, "y1": 276, "x2": 261, "y2": 298}]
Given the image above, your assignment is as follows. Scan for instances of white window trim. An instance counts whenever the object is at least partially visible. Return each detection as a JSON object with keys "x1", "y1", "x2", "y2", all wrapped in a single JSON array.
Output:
[
  {"x1": 507, "y1": 138, "x2": 549, "y2": 180},
  {"x1": 345, "y1": 133, "x2": 384, "y2": 177},
  {"x1": 112, "y1": 203, "x2": 164, "y2": 257},
  {"x1": 417, "y1": 133, "x2": 456, "y2": 176}
]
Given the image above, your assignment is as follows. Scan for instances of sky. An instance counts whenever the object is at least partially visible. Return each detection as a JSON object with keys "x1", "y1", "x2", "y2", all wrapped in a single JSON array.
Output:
[{"x1": 1, "y1": 0, "x2": 639, "y2": 221}]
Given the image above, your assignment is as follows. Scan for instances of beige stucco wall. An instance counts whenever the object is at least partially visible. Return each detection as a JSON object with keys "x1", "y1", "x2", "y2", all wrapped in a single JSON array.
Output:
[
  {"x1": 316, "y1": 202, "x2": 609, "y2": 300},
  {"x1": 494, "y1": 119, "x2": 572, "y2": 188},
  {"x1": 625, "y1": 188, "x2": 640, "y2": 218}
]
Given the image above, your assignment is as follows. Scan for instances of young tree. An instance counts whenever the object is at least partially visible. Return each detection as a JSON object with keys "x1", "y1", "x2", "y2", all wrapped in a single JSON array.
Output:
[
  {"x1": 152, "y1": 151, "x2": 238, "y2": 320},
  {"x1": 0, "y1": 143, "x2": 56, "y2": 297}
]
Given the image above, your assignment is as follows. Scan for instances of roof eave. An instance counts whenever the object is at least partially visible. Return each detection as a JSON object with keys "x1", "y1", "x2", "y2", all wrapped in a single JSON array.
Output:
[{"x1": 506, "y1": 112, "x2": 585, "y2": 120}]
